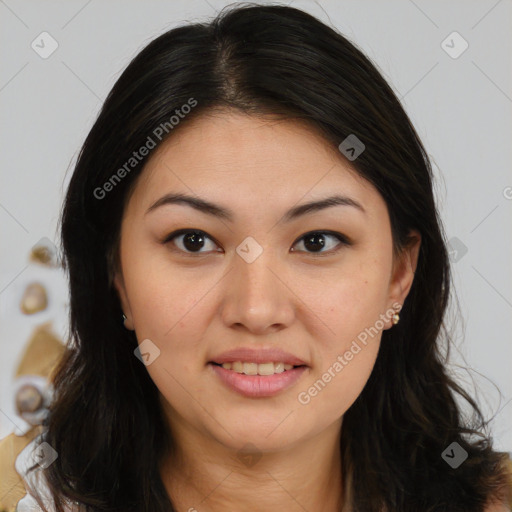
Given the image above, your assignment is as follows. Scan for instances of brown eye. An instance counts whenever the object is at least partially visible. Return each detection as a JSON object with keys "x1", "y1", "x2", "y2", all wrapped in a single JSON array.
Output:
[
  {"x1": 163, "y1": 229, "x2": 350, "y2": 257},
  {"x1": 164, "y1": 230, "x2": 219, "y2": 254},
  {"x1": 291, "y1": 231, "x2": 350, "y2": 256}
]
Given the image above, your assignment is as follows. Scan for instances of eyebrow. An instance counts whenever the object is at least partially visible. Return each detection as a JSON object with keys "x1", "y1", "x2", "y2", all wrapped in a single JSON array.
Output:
[{"x1": 145, "y1": 192, "x2": 365, "y2": 222}]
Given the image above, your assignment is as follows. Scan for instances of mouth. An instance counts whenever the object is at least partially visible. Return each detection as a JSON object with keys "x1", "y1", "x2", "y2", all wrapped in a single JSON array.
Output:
[
  {"x1": 208, "y1": 361, "x2": 308, "y2": 398},
  {"x1": 209, "y1": 361, "x2": 306, "y2": 376}
]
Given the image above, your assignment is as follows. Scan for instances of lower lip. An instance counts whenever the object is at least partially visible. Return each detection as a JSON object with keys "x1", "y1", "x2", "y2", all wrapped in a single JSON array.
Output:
[{"x1": 209, "y1": 363, "x2": 308, "y2": 398}]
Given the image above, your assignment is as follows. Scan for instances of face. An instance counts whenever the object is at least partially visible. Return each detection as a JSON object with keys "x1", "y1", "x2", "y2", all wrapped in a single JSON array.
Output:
[{"x1": 114, "y1": 110, "x2": 420, "y2": 455}]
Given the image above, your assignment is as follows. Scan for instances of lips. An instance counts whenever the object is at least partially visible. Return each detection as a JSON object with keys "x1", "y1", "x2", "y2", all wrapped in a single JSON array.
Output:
[
  {"x1": 209, "y1": 347, "x2": 308, "y2": 367},
  {"x1": 209, "y1": 364, "x2": 308, "y2": 398}
]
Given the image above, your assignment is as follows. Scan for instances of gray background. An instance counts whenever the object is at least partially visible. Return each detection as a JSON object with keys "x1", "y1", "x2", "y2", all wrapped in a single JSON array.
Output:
[{"x1": 1, "y1": 0, "x2": 511, "y2": 451}]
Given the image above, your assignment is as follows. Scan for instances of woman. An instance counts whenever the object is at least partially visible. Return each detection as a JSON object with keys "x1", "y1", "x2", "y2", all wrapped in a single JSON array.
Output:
[{"x1": 4, "y1": 3, "x2": 511, "y2": 511}]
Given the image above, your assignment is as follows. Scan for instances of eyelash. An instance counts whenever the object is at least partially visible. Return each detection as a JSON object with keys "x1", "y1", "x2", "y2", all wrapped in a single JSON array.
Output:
[{"x1": 161, "y1": 229, "x2": 351, "y2": 257}]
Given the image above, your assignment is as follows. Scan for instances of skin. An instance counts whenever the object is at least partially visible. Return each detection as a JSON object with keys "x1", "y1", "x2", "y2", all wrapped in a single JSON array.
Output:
[{"x1": 114, "y1": 110, "x2": 421, "y2": 512}]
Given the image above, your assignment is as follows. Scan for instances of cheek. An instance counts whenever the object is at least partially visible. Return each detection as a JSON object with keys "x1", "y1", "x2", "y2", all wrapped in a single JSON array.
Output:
[
  {"x1": 296, "y1": 339, "x2": 380, "y2": 433},
  {"x1": 296, "y1": 279, "x2": 386, "y2": 422},
  {"x1": 294, "y1": 255, "x2": 389, "y2": 418},
  {"x1": 120, "y1": 230, "x2": 207, "y2": 340},
  {"x1": 311, "y1": 251, "x2": 392, "y2": 349}
]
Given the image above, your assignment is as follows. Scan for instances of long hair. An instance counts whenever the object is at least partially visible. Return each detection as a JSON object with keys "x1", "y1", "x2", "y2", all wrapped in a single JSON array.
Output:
[{"x1": 36, "y1": 4, "x2": 510, "y2": 511}]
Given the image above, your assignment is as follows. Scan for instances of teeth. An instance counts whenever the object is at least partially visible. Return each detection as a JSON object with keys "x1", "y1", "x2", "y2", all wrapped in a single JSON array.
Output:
[{"x1": 220, "y1": 361, "x2": 295, "y2": 375}]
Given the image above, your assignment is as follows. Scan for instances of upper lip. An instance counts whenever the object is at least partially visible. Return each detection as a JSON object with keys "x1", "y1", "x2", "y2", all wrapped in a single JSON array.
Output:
[{"x1": 209, "y1": 348, "x2": 308, "y2": 366}]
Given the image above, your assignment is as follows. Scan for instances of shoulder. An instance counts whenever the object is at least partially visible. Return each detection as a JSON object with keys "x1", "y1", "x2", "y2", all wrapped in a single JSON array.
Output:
[
  {"x1": 484, "y1": 502, "x2": 511, "y2": 512},
  {"x1": 0, "y1": 427, "x2": 74, "y2": 512},
  {"x1": 484, "y1": 454, "x2": 512, "y2": 512},
  {"x1": 0, "y1": 427, "x2": 42, "y2": 511}
]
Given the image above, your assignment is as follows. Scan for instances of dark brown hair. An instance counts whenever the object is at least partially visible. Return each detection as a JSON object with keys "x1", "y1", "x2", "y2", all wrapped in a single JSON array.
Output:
[{"x1": 33, "y1": 3, "x2": 511, "y2": 511}]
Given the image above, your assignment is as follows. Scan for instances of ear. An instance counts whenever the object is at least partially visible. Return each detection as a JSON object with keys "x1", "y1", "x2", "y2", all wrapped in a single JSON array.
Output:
[
  {"x1": 386, "y1": 229, "x2": 421, "y2": 316},
  {"x1": 113, "y1": 270, "x2": 135, "y2": 331}
]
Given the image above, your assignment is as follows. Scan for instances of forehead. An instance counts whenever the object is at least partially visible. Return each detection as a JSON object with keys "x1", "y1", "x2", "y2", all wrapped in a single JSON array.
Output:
[{"x1": 127, "y1": 110, "x2": 381, "y2": 217}]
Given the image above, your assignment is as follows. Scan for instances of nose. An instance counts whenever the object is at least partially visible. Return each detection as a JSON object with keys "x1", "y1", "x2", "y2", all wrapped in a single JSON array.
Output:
[{"x1": 220, "y1": 245, "x2": 295, "y2": 335}]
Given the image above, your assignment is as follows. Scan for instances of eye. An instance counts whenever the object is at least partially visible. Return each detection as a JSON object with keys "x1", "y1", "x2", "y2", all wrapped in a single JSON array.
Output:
[
  {"x1": 291, "y1": 231, "x2": 350, "y2": 256},
  {"x1": 163, "y1": 229, "x2": 220, "y2": 255},
  {"x1": 162, "y1": 229, "x2": 350, "y2": 256}
]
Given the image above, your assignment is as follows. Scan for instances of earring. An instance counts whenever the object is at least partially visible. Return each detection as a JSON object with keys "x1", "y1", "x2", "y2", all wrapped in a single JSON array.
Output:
[
  {"x1": 122, "y1": 313, "x2": 135, "y2": 331},
  {"x1": 392, "y1": 311, "x2": 400, "y2": 325}
]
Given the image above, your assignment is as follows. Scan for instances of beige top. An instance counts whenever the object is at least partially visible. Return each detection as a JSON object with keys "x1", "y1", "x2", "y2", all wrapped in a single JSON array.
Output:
[{"x1": 0, "y1": 426, "x2": 78, "y2": 512}]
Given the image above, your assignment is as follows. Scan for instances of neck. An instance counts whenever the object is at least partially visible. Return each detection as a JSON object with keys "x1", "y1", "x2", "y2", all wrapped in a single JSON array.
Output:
[{"x1": 160, "y1": 419, "x2": 345, "y2": 512}]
